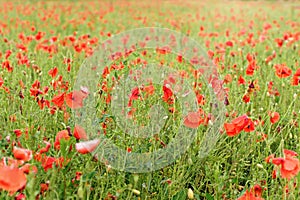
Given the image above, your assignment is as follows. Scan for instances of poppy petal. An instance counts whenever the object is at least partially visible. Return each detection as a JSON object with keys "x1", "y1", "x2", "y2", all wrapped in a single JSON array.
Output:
[
  {"x1": 75, "y1": 139, "x2": 100, "y2": 154},
  {"x1": 0, "y1": 166, "x2": 27, "y2": 193}
]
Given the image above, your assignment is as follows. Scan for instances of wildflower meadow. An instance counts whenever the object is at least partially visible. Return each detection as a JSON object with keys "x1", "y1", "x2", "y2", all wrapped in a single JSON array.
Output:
[{"x1": 0, "y1": 0, "x2": 299, "y2": 199}]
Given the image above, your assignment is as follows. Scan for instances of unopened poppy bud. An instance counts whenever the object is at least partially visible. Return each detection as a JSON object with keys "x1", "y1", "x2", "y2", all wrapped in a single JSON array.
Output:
[
  {"x1": 257, "y1": 164, "x2": 264, "y2": 169},
  {"x1": 132, "y1": 189, "x2": 140, "y2": 195},
  {"x1": 187, "y1": 188, "x2": 194, "y2": 199}
]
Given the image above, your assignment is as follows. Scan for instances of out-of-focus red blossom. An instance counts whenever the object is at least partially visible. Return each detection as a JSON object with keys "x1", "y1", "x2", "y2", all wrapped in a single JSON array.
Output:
[
  {"x1": 72, "y1": 171, "x2": 82, "y2": 183},
  {"x1": 51, "y1": 92, "x2": 65, "y2": 107},
  {"x1": 183, "y1": 112, "x2": 204, "y2": 128},
  {"x1": 142, "y1": 84, "x2": 155, "y2": 97},
  {"x1": 14, "y1": 129, "x2": 22, "y2": 138},
  {"x1": 0, "y1": 77, "x2": 3, "y2": 87},
  {"x1": 73, "y1": 124, "x2": 88, "y2": 140},
  {"x1": 15, "y1": 193, "x2": 26, "y2": 200},
  {"x1": 162, "y1": 85, "x2": 174, "y2": 105},
  {"x1": 225, "y1": 40, "x2": 233, "y2": 47},
  {"x1": 0, "y1": 166, "x2": 27, "y2": 193},
  {"x1": 267, "y1": 149, "x2": 300, "y2": 180},
  {"x1": 268, "y1": 111, "x2": 280, "y2": 124},
  {"x1": 13, "y1": 147, "x2": 33, "y2": 162},
  {"x1": 0, "y1": 157, "x2": 22, "y2": 168},
  {"x1": 75, "y1": 139, "x2": 100, "y2": 154},
  {"x1": 35, "y1": 154, "x2": 69, "y2": 172},
  {"x1": 19, "y1": 163, "x2": 38, "y2": 174},
  {"x1": 243, "y1": 119, "x2": 255, "y2": 132},
  {"x1": 242, "y1": 93, "x2": 251, "y2": 103},
  {"x1": 224, "y1": 115, "x2": 255, "y2": 136},
  {"x1": 223, "y1": 74, "x2": 232, "y2": 84},
  {"x1": 292, "y1": 68, "x2": 300, "y2": 86},
  {"x1": 65, "y1": 90, "x2": 87, "y2": 109},
  {"x1": 238, "y1": 184, "x2": 264, "y2": 200},
  {"x1": 246, "y1": 53, "x2": 259, "y2": 76},
  {"x1": 55, "y1": 157, "x2": 70, "y2": 168},
  {"x1": 54, "y1": 130, "x2": 70, "y2": 150},
  {"x1": 128, "y1": 87, "x2": 140, "y2": 107},
  {"x1": 267, "y1": 81, "x2": 280, "y2": 96},
  {"x1": 275, "y1": 38, "x2": 283, "y2": 47},
  {"x1": 39, "y1": 141, "x2": 51, "y2": 154},
  {"x1": 2, "y1": 60, "x2": 13, "y2": 72},
  {"x1": 40, "y1": 156, "x2": 56, "y2": 171},
  {"x1": 238, "y1": 76, "x2": 246, "y2": 85},
  {"x1": 48, "y1": 67, "x2": 58, "y2": 78},
  {"x1": 40, "y1": 182, "x2": 49, "y2": 195},
  {"x1": 274, "y1": 64, "x2": 292, "y2": 78}
]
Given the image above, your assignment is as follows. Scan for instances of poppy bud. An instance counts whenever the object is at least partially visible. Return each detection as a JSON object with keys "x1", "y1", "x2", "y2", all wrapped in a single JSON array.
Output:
[{"x1": 187, "y1": 188, "x2": 194, "y2": 199}]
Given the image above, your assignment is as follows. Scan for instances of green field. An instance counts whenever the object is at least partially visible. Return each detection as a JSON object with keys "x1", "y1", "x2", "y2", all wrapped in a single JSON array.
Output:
[{"x1": 0, "y1": 1, "x2": 299, "y2": 199}]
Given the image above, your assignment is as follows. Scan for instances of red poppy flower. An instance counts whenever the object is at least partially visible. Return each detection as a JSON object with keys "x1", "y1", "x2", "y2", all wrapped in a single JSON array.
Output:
[
  {"x1": 13, "y1": 147, "x2": 33, "y2": 162},
  {"x1": 291, "y1": 68, "x2": 300, "y2": 85},
  {"x1": 242, "y1": 93, "x2": 251, "y2": 103},
  {"x1": 73, "y1": 125, "x2": 88, "y2": 140},
  {"x1": 224, "y1": 115, "x2": 253, "y2": 137},
  {"x1": 184, "y1": 112, "x2": 203, "y2": 128},
  {"x1": 128, "y1": 87, "x2": 140, "y2": 107},
  {"x1": 142, "y1": 84, "x2": 155, "y2": 96},
  {"x1": 0, "y1": 157, "x2": 23, "y2": 168},
  {"x1": 271, "y1": 149, "x2": 300, "y2": 180},
  {"x1": 15, "y1": 193, "x2": 26, "y2": 200},
  {"x1": 225, "y1": 40, "x2": 233, "y2": 47},
  {"x1": 0, "y1": 166, "x2": 27, "y2": 193},
  {"x1": 0, "y1": 77, "x2": 3, "y2": 87},
  {"x1": 39, "y1": 141, "x2": 51, "y2": 154},
  {"x1": 269, "y1": 111, "x2": 280, "y2": 124},
  {"x1": 48, "y1": 67, "x2": 58, "y2": 78},
  {"x1": 14, "y1": 129, "x2": 22, "y2": 138},
  {"x1": 238, "y1": 189, "x2": 264, "y2": 200},
  {"x1": 75, "y1": 139, "x2": 100, "y2": 154},
  {"x1": 54, "y1": 130, "x2": 70, "y2": 150},
  {"x1": 243, "y1": 119, "x2": 255, "y2": 132},
  {"x1": 162, "y1": 85, "x2": 174, "y2": 105},
  {"x1": 274, "y1": 64, "x2": 292, "y2": 78},
  {"x1": 65, "y1": 90, "x2": 87, "y2": 109},
  {"x1": 41, "y1": 156, "x2": 56, "y2": 171},
  {"x1": 51, "y1": 92, "x2": 65, "y2": 107}
]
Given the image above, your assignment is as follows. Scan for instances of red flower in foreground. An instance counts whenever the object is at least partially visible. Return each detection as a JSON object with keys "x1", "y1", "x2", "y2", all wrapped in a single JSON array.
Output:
[
  {"x1": 65, "y1": 90, "x2": 87, "y2": 109},
  {"x1": 51, "y1": 92, "x2": 65, "y2": 107},
  {"x1": 41, "y1": 156, "x2": 56, "y2": 172},
  {"x1": 0, "y1": 166, "x2": 27, "y2": 193},
  {"x1": 73, "y1": 125, "x2": 88, "y2": 140},
  {"x1": 238, "y1": 189, "x2": 264, "y2": 200},
  {"x1": 224, "y1": 115, "x2": 254, "y2": 137},
  {"x1": 268, "y1": 111, "x2": 280, "y2": 124},
  {"x1": 271, "y1": 149, "x2": 300, "y2": 180},
  {"x1": 184, "y1": 112, "x2": 203, "y2": 128},
  {"x1": 54, "y1": 130, "x2": 70, "y2": 150},
  {"x1": 162, "y1": 85, "x2": 174, "y2": 105},
  {"x1": 75, "y1": 139, "x2": 100, "y2": 154},
  {"x1": 13, "y1": 147, "x2": 33, "y2": 162},
  {"x1": 274, "y1": 64, "x2": 292, "y2": 78}
]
